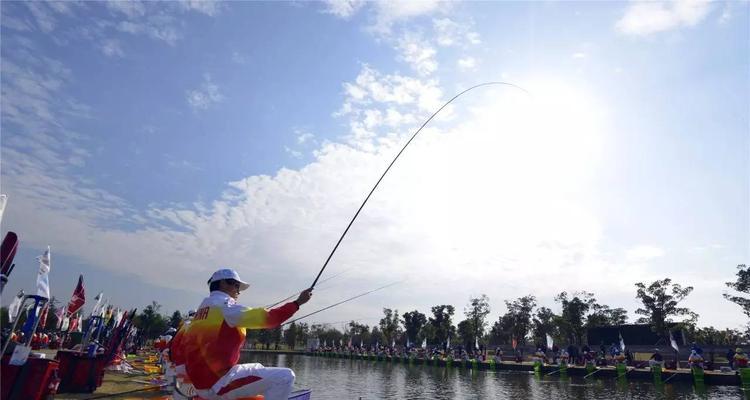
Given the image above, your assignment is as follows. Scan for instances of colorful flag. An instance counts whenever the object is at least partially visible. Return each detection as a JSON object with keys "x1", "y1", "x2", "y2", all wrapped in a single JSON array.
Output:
[
  {"x1": 55, "y1": 307, "x2": 65, "y2": 329},
  {"x1": 38, "y1": 304, "x2": 49, "y2": 329},
  {"x1": 511, "y1": 337, "x2": 518, "y2": 350},
  {"x1": 69, "y1": 314, "x2": 79, "y2": 333},
  {"x1": 60, "y1": 317, "x2": 70, "y2": 331},
  {"x1": 619, "y1": 331, "x2": 626, "y2": 352},
  {"x1": 67, "y1": 275, "x2": 86, "y2": 316},
  {"x1": 36, "y1": 246, "x2": 51, "y2": 299},
  {"x1": 669, "y1": 331, "x2": 679, "y2": 352},
  {"x1": 8, "y1": 290, "x2": 24, "y2": 322},
  {"x1": 546, "y1": 333, "x2": 554, "y2": 350},
  {"x1": 90, "y1": 292, "x2": 103, "y2": 317}
]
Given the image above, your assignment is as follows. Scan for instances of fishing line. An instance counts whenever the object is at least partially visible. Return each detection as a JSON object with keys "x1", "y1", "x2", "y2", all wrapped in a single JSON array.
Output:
[
  {"x1": 310, "y1": 81, "x2": 530, "y2": 288},
  {"x1": 265, "y1": 268, "x2": 351, "y2": 309},
  {"x1": 282, "y1": 280, "x2": 403, "y2": 326}
]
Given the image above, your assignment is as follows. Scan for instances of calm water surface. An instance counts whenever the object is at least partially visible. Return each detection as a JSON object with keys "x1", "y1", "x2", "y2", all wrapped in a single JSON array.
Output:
[{"x1": 240, "y1": 353, "x2": 746, "y2": 400}]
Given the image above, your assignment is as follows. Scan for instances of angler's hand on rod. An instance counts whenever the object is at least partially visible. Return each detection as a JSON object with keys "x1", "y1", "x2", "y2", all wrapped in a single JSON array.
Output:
[{"x1": 295, "y1": 288, "x2": 313, "y2": 306}]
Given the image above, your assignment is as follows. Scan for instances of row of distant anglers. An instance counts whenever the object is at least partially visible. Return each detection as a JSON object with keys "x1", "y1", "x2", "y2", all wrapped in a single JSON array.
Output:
[
  {"x1": 307, "y1": 347, "x2": 750, "y2": 388},
  {"x1": 0, "y1": 216, "x2": 140, "y2": 400}
]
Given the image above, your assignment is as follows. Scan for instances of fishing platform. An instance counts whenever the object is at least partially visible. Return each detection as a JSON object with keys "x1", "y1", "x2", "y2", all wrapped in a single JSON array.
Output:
[{"x1": 301, "y1": 350, "x2": 747, "y2": 387}]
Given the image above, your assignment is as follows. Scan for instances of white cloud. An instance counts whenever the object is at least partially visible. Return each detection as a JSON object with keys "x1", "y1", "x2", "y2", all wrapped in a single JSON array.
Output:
[
  {"x1": 718, "y1": 3, "x2": 731, "y2": 24},
  {"x1": 101, "y1": 39, "x2": 124, "y2": 57},
  {"x1": 395, "y1": 33, "x2": 438, "y2": 76},
  {"x1": 25, "y1": 2, "x2": 56, "y2": 32},
  {"x1": 626, "y1": 245, "x2": 666, "y2": 261},
  {"x1": 572, "y1": 52, "x2": 586, "y2": 59},
  {"x1": 457, "y1": 56, "x2": 477, "y2": 71},
  {"x1": 296, "y1": 130, "x2": 315, "y2": 145},
  {"x1": 433, "y1": 17, "x2": 481, "y2": 47},
  {"x1": 615, "y1": 0, "x2": 713, "y2": 36},
  {"x1": 186, "y1": 74, "x2": 224, "y2": 110},
  {"x1": 322, "y1": 0, "x2": 365, "y2": 19},
  {"x1": 106, "y1": 1, "x2": 147, "y2": 18},
  {"x1": 179, "y1": 0, "x2": 223, "y2": 17}
]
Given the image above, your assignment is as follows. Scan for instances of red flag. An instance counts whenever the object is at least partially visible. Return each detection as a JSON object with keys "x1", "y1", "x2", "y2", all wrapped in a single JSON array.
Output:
[
  {"x1": 67, "y1": 274, "x2": 85, "y2": 315},
  {"x1": 69, "y1": 314, "x2": 79, "y2": 333},
  {"x1": 38, "y1": 304, "x2": 49, "y2": 329},
  {"x1": 512, "y1": 337, "x2": 518, "y2": 350}
]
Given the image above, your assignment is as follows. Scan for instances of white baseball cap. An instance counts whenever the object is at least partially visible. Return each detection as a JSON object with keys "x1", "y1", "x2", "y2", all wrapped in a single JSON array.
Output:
[{"x1": 207, "y1": 268, "x2": 250, "y2": 291}]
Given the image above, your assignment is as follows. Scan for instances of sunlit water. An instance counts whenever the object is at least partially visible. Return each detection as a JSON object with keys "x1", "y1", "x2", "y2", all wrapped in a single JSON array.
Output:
[{"x1": 240, "y1": 352, "x2": 745, "y2": 400}]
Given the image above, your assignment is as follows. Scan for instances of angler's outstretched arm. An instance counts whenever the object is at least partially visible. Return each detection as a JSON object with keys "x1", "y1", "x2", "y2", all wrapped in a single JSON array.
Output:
[{"x1": 223, "y1": 288, "x2": 313, "y2": 329}]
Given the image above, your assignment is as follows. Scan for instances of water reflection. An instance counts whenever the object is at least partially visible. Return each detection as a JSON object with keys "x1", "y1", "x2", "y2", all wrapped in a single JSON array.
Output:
[{"x1": 241, "y1": 353, "x2": 743, "y2": 400}]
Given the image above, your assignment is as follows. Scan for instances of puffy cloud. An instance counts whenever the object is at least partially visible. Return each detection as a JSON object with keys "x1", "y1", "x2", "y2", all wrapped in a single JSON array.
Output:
[
  {"x1": 615, "y1": 0, "x2": 713, "y2": 36},
  {"x1": 433, "y1": 17, "x2": 481, "y2": 47},
  {"x1": 101, "y1": 39, "x2": 124, "y2": 57},
  {"x1": 457, "y1": 56, "x2": 477, "y2": 71},
  {"x1": 395, "y1": 33, "x2": 438, "y2": 76},
  {"x1": 322, "y1": 0, "x2": 365, "y2": 19}
]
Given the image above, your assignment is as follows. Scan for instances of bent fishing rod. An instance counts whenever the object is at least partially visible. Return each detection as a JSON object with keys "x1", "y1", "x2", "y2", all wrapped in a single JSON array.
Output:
[
  {"x1": 309, "y1": 81, "x2": 530, "y2": 289},
  {"x1": 282, "y1": 280, "x2": 403, "y2": 326}
]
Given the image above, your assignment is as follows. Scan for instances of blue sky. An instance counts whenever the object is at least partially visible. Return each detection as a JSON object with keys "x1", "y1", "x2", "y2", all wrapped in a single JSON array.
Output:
[{"x1": 1, "y1": 1, "x2": 748, "y2": 331}]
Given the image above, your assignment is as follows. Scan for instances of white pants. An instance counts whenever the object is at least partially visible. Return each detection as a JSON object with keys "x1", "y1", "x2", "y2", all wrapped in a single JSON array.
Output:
[{"x1": 196, "y1": 363, "x2": 295, "y2": 400}]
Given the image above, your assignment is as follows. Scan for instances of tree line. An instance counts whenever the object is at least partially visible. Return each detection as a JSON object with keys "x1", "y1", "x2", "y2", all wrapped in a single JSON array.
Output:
[{"x1": 4, "y1": 265, "x2": 746, "y2": 349}]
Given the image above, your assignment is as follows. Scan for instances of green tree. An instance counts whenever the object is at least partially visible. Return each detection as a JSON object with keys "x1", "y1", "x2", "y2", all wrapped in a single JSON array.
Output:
[
  {"x1": 586, "y1": 304, "x2": 629, "y2": 327},
  {"x1": 489, "y1": 313, "x2": 514, "y2": 345},
  {"x1": 379, "y1": 308, "x2": 401, "y2": 345},
  {"x1": 531, "y1": 306, "x2": 557, "y2": 345},
  {"x1": 428, "y1": 305, "x2": 455, "y2": 346},
  {"x1": 504, "y1": 295, "x2": 536, "y2": 345},
  {"x1": 348, "y1": 321, "x2": 371, "y2": 346},
  {"x1": 635, "y1": 278, "x2": 697, "y2": 340},
  {"x1": 168, "y1": 310, "x2": 183, "y2": 329},
  {"x1": 133, "y1": 301, "x2": 168, "y2": 340},
  {"x1": 555, "y1": 291, "x2": 595, "y2": 345},
  {"x1": 284, "y1": 323, "x2": 298, "y2": 349},
  {"x1": 402, "y1": 310, "x2": 427, "y2": 345},
  {"x1": 725, "y1": 264, "x2": 750, "y2": 318},
  {"x1": 464, "y1": 295, "x2": 491, "y2": 345},
  {"x1": 418, "y1": 323, "x2": 435, "y2": 345},
  {"x1": 457, "y1": 319, "x2": 475, "y2": 348}
]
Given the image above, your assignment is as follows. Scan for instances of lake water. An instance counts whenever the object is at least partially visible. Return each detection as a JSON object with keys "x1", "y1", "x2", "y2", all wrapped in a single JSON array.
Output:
[{"x1": 240, "y1": 353, "x2": 746, "y2": 400}]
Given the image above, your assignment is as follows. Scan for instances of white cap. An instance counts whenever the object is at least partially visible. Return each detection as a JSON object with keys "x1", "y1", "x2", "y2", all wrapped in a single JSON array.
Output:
[{"x1": 207, "y1": 268, "x2": 250, "y2": 291}]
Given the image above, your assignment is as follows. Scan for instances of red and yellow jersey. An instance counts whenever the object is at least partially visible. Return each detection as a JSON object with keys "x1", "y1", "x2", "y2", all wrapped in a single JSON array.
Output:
[
  {"x1": 170, "y1": 319, "x2": 190, "y2": 368},
  {"x1": 182, "y1": 291, "x2": 299, "y2": 389}
]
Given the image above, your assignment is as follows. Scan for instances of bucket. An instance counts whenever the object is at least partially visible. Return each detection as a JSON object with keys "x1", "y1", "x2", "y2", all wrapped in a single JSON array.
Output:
[
  {"x1": 55, "y1": 351, "x2": 107, "y2": 394},
  {"x1": 1, "y1": 356, "x2": 60, "y2": 400}
]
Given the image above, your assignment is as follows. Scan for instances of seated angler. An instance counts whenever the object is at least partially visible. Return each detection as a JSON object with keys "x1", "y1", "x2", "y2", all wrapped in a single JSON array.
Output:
[{"x1": 183, "y1": 268, "x2": 312, "y2": 400}]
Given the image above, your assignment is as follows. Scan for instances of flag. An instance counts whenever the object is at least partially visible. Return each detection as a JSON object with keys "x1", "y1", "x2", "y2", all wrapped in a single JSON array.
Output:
[
  {"x1": 36, "y1": 246, "x2": 51, "y2": 299},
  {"x1": 347, "y1": 337, "x2": 352, "y2": 347},
  {"x1": 619, "y1": 331, "x2": 626, "y2": 352},
  {"x1": 446, "y1": 336, "x2": 450, "y2": 349},
  {"x1": 512, "y1": 337, "x2": 518, "y2": 350},
  {"x1": 38, "y1": 304, "x2": 49, "y2": 329},
  {"x1": 61, "y1": 317, "x2": 70, "y2": 331},
  {"x1": 475, "y1": 336, "x2": 479, "y2": 350},
  {"x1": 391, "y1": 339, "x2": 395, "y2": 348},
  {"x1": 0, "y1": 194, "x2": 6, "y2": 226},
  {"x1": 55, "y1": 307, "x2": 65, "y2": 329},
  {"x1": 8, "y1": 290, "x2": 24, "y2": 322},
  {"x1": 669, "y1": 331, "x2": 679, "y2": 352},
  {"x1": 69, "y1": 314, "x2": 79, "y2": 333},
  {"x1": 406, "y1": 337, "x2": 411, "y2": 348},
  {"x1": 67, "y1": 275, "x2": 86, "y2": 315},
  {"x1": 360, "y1": 340, "x2": 363, "y2": 348},
  {"x1": 421, "y1": 338, "x2": 426, "y2": 349},
  {"x1": 546, "y1": 333, "x2": 553, "y2": 350},
  {"x1": 90, "y1": 292, "x2": 103, "y2": 317}
]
